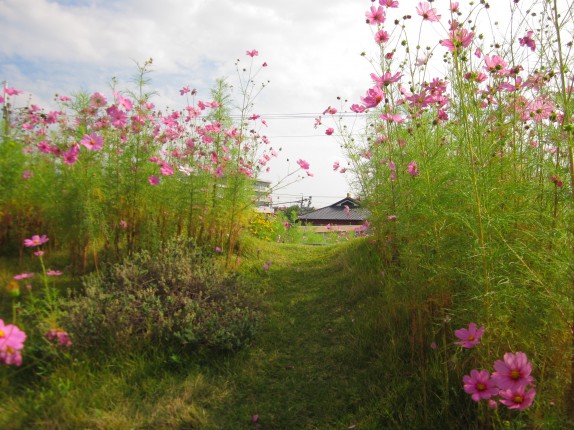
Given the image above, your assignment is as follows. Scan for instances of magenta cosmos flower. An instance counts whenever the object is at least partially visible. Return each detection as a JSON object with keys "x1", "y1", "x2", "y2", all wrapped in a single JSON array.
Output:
[
  {"x1": 360, "y1": 86, "x2": 385, "y2": 109},
  {"x1": 492, "y1": 351, "x2": 534, "y2": 390},
  {"x1": 416, "y1": 2, "x2": 441, "y2": 22},
  {"x1": 23, "y1": 234, "x2": 49, "y2": 247},
  {"x1": 407, "y1": 161, "x2": 420, "y2": 177},
  {"x1": 46, "y1": 269, "x2": 63, "y2": 276},
  {"x1": 297, "y1": 159, "x2": 310, "y2": 170},
  {"x1": 365, "y1": 5, "x2": 385, "y2": 25},
  {"x1": 80, "y1": 132, "x2": 104, "y2": 151},
  {"x1": 13, "y1": 272, "x2": 34, "y2": 280},
  {"x1": 463, "y1": 369, "x2": 499, "y2": 402},
  {"x1": 499, "y1": 385, "x2": 536, "y2": 410},
  {"x1": 148, "y1": 175, "x2": 160, "y2": 186},
  {"x1": 45, "y1": 328, "x2": 73, "y2": 347},
  {"x1": 0, "y1": 319, "x2": 27, "y2": 366},
  {"x1": 454, "y1": 322, "x2": 484, "y2": 348}
]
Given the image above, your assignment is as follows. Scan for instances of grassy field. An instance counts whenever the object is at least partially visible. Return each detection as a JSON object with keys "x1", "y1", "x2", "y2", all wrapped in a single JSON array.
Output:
[{"x1": 3, "y1": 237, "x2": 570, "y2": 429}]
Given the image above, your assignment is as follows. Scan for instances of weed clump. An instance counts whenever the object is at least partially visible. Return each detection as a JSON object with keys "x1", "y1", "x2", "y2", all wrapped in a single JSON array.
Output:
[{"x1": 62, "y1": 238, "x2": 259, "y2": 353}]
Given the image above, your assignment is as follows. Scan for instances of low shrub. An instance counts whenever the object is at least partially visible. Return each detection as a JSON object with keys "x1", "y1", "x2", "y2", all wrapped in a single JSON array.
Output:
[{"x1": 62, "y1": 238, "x2": 259, "y2": 353}]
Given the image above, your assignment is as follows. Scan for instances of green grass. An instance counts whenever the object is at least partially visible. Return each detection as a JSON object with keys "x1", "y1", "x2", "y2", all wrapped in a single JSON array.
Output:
[
  {"x1": 0, "y1": 239, "x2": 388, "y2": 429},
  {"x1": 206, "y1": 242, "x2": 365, "y2": 429},
  {"x1": 1, "y1": 237, "x2": 570, "y2": 429}
]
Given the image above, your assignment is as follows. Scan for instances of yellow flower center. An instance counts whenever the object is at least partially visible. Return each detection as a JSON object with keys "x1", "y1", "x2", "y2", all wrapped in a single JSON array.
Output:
[
  {"x1": 468, "y1": 335, "x2": 475, "y2": 341},
  {"x1": 513, "y1": 395, "x2": 524, "y2": 404},
  {"x1": 476, "y1": 383, "x2": 486, "y2": 391},
  {"x1": 511, "y1": 370, "x2": 521, "y2": 380},
  {"x1": 0, "y1": 329, "x2": 4, "y2": 338}
]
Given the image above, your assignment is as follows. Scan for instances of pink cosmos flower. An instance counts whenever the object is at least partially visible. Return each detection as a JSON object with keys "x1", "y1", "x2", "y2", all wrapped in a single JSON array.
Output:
[
  {"x1": 24, "y1": 234, "x2": 49, "y2": 247},
  {"x1": 484, "y1": 55, "x2": 509, "y2": 75},
  {"x1": 46, "y1": 269, "x2": 63, "y2": 276},
  {"x1": 45, "y1": 329, "x2": 73, "y2": 347},
  {"x1": 37, "y1": 141, "x2": 52, "y2": 154},
  {"x1": 350, "y1": 104, "x2": 366, "y2": 113},
  {"x1": 380, "y1": 113, "x2": 405, "y2": 123},
  {"x1": 13, "y1": 273, "x2": 34, "y2": 281},
  {"x1": 450, "y1": 2, "x2": 460, "y2": 12},
  {"x1": 4, "y1": 87, "x2": 23, "y2": 96},
  {"x1": 524, "y1": 98, "x2": 554, "y2": 122},
  {"x1": 374, "y1": 30, "x2": 390, "y2": 44},
  {"x1": 333, "y1": 161, "x2": 340, "y2": 171},
  {"x1": 464, "y1": 72, "x2": 488, "y2": 83},
  {"x1": 59, "y1": 95, "x2": 72, "y2": 102},
  {"x1": 365, "y1": 6, "x2": 385, "y2": 25},
  {"x1": 263, "y1": 62, "x2": 268, "y2": 67},
  {"x1": 246, "y1": 49, "x2": 259, "y2": 57},
  {"x1": 519, "y1": 31, "x2": 536, "y2": 52},
  {"x1": 89, "y1": 92, "x2": 107, "y2": 108},
  {"x1": 80, "y1": 132, "x2": 104, "y2": 151},
  {"x1": 454, "y1": 322, "x2": 484, "y2": 348},
  {"x1": 0, "y1": 348, "x2": 23, "y2": 366},
  {"x1": 360, "y1": 86, "x2": 385, "y2": 108},
  {"x1": 62, "y1": 144, "x2": 80, "y2": 165},
  {"x1": 492, "y1": 352, "x2": 534, "y2": 391},
  {"x1": 34, "y1": 250, "x2": 44, "y2": 257},
  {"x1": 215, "y1": 247, "x2": 222, "y2": 252},
  {"x1": 440, "y1": 26, "x2": 474, "y2": 52},
  {"x1": 463, "y1": 369, "x2": 499, "y2": 401},
  {"x1": 22, "y1": 170, "x2": 33, "y2": 179},
  {"x1": 148, "y1": 175, "x2": 160, "y2": 186},
  {"x1": 106, "y1": 105, "x2": 128, "y2": 128},
  {"x1": 379, "y1": 0, "x2": 398, "y2": 7},
  {"x1": 0, "y1": 319, "x2": 27, "y2": 366},
  {"x1": 180, "y1": 86, "x2": 191, "y2": 96},
  {"x1": 416, "y1": 2, "x2": 441, "y2": 22},
  {"x1": 371, "y1": 71, "x2": 402, "y2": 86},
  {"x1": 325, "y1": 128, "x2": 334, "y2": 135},
  {"x1": 407, "y1": 161, "x2": 419, "y2": 177},
  {"x1": 297, "y1": 159, "x2": 310, "y2": 170},
  {"x1": 160, "y1": 163, "x2": 174, "y2": 176},
  {"x1": 499, "y1": 385, "x2": 536, "y2": 410},
  {"x1": 323, "y1": 106, "x2": 337, "y2": 115},
  {"x1": 116, "y1": 93, "x2": 133, "y2": 111}
]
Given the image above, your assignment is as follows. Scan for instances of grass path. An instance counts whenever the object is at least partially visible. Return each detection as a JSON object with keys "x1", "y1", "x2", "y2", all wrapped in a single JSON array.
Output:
[{"x1": 208, "y1": 242, "x2": 366, "y2": 429}]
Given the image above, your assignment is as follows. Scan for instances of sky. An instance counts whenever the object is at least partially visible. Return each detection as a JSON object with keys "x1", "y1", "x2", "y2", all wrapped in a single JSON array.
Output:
[{"x1": 0, "y1": 0, "x2": 553, "y2": 208}]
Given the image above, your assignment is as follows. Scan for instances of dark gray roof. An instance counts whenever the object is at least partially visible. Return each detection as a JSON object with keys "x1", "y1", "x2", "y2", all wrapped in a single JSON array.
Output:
[{"x1": 299, "y1": 197, "x2": 370, "y2": 222}]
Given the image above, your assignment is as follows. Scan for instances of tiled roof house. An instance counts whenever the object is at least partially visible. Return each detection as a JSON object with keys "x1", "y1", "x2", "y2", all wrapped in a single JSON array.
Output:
[{"x1": 298, "y1": 195, "x2": 370, "y2": 226}]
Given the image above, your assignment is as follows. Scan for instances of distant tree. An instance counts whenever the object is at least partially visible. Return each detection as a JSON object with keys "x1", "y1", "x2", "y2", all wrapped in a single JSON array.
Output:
[{"x1": 283, "y1": 204, "x2": 302, "y2": 223}]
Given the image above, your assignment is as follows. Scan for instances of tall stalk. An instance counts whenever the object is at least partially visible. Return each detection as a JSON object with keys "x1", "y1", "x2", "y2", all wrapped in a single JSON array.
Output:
[
  {"x1": 451, "y1": 51, "x2": 491, "y2": 328},
  {"x1": 550, "y1": 0, "x2": 574, "y2": 416}
]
